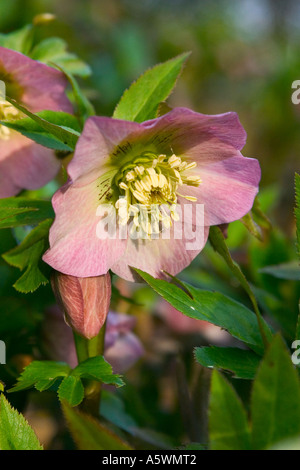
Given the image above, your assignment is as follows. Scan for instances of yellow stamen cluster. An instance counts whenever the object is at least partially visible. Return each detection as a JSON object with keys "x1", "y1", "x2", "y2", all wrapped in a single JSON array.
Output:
[
  {"x1": 0, "y1": 100, "x2": 20, "y2": 140},
  {"x1": 114, "y1": 151, "x2": 201, "y2": 237}
]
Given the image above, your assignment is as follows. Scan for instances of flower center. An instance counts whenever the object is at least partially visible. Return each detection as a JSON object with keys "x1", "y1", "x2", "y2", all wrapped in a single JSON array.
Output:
[
  {"x1": 113, "y1": 151, "x2": 201, "y2": 237},
  {"x1": 0, "y1": 100, "x2": 20, "y2": 140}
]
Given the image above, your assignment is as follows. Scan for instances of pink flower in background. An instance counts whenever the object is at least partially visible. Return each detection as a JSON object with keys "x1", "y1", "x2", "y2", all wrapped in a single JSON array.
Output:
[
  {"x1": 43, "y1": 108, "x2": 260, "y2": 281},
  {"x1": 51, "y1": 271, "x2": 111, "y2": 339},
  {"x1": 42, "y1": 306, "x2": 144, "y2": 373},
  {"x1": 0, "y1": 46, "x2": 72, "y2": 197}
]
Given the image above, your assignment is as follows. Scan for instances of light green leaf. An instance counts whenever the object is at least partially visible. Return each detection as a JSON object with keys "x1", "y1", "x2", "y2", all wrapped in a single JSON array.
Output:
[
  {"x1": 3, "y1": 219, "x2": 53, "y2": 293},
  {"x1": 58, "y1": 376, "x2": 85, "y2": 407},
  {"x1": 195, "y1": 346, "x2": 261, "y2": 380},
  {"x1": 1, "y1": 110, "x2": 81, "y2": 151},
  {"x1": 0, "y1": 394, "x2": 43, "y2": 450},
  {"x1": 113, "y1": 53, "x2": 190, "y2": 122},
  {"x1": 209, "y1": 370, "x2": 250, "y2": 450},
  {"x1": 62, "y1": 403, "x2": 132, "y2": 450},
  {"x1": 0, "y1": 25, "x2": 33, "y2": 54},
  {"x1": 5, "y1": 98, "x2": 80, "y2": 150},
  {"x1": 135, "y1": 269, "x2": 272, "y2": 354},
  {"x1": 30, "y1": 37, "x2": 91, "y2": 78},
  {"x1": 72, "y1": 356, "x2": 124, "y2": 388},
  {"x1": 251, "y1": 335, "x2": 300, "y2": 450},
  {"x1": 0, "y1": 197, "x2": 54, "y2": 229},
  {"x1": 9, "y1": 361, "x2": 71, "y2": 393}
]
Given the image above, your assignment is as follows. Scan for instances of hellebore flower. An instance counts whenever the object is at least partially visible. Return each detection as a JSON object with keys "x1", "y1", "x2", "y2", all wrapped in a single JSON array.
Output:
[
  {"x1": 42, "y1": 306, "x2": 144, "y2": 373},
  {"x1": 43, "y1": 108, "x2": 260, "y2": 281},
  {"x1": 51, "y1": 271, "x2": 111, "y2": 339},
  {"x1": 0, "y1": 46, "x2": 72, "y2": 197}
]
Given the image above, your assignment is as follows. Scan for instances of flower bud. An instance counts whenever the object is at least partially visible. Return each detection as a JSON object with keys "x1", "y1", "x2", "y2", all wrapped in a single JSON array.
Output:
[{"x1": 51, "y1": 272, "x2": 111, "y2": 339}]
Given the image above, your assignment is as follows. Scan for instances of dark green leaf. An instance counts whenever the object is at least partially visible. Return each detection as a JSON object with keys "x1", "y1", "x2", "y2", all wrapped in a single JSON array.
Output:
[
  {"x1": 58, "y1": 376, "x2": 85, "y2": 407},
  {"x1": 136, "y1": 269, "x2": 272, "y2": 354},
  {"x1": 0, "y1": 197, "x2": 54, "y2": 229},
  {"x1": 113, "y1": 53, "x2": 190, "y2": 122},
  {"x1": 62, "y1": 403, "x2": 132, "y2": 450},
  {"x1": 209, "y1": 370, "x2": 250, "y2": 450},
  {"x1": 195, "y1": 346, "x2": 261, "y2": 380},
  {"x1": 251, "y1": 335, "x2": 300, "y2": 449},
  {"x1": 259, "y1": 261, "x2": 300, "y2": 280},
  {"x1": 9, "y1": 361, "x2": 71, "y2": 393},
  {"x1": 72, "y1": 356, "x2": 124, "y2": 388}
]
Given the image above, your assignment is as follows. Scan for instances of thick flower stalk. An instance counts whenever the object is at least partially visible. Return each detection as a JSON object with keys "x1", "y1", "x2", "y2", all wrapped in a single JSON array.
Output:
[
  {"x1": 51, "y1": 272, "x2": 111, "y2": 339},
  {"x1": 0, "y1": 46, "x2": 72, "y2": 197},
  {"x1": 43, "y1": 108, "x2": 260, "y2": 281}
]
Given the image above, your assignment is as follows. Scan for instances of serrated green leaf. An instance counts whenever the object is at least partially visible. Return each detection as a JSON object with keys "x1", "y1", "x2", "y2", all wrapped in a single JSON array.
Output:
[
  {"x1": 0, "y1": 394, "x2": 43, "y2": 450},
  {"x1": 195, "y1": 346, "x2": 261, "y2": 380},
  {"x1": 72, "y1": 356, "x2": 124, "y2": 388},
  {"x1": 295, "y1": 173, "x2": 300, "y2": 260},
  {"x1": 3, "y1": 219, "x2": 53, "y2": 293},
  {"x1": 1, "y1": 110, "x2": 81, "y2": 151},
  {"x1": 113, "y1": 53, "x2": 190, "y2": 122},
  {"x1": 0, "y1": 197, "x2": 54, "y2": 229},
  {"x1": 58, "y1": 376, "x2": 85, "y2": 407},
  {"x1": 135, "y1": 269, "x2": 272, "y2": 355},
  {"x1": 5, "y1": 98, "x2": 80, "y2": 150},
  {"x1": 209, "y1": 370, "x2": 250, "y2": 450},
  {"x1": 62, "y1": 402, "x2": 132, "y2": 450},
  {"x1": 251, "y1": 335, "x2": 300, "y2": 450},
  {"x1": 9, "y1": 361, "x2": 71, "y2": 393}
]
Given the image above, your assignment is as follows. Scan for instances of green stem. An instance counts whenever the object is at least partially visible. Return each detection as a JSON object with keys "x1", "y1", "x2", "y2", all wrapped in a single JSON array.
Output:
[{"x1": 73, "y1": 322, "x2": 107, "y2": 417}]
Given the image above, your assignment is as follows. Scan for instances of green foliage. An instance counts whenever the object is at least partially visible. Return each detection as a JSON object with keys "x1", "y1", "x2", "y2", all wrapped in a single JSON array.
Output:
[
  {"x1": 195, "y1": 346, "x2": 260, "y2": 380},
  {"x1": 0, "y1": 24, "x2": 33, "y2": 54},
  {"x1": 209, "y1": 370, "x2": 251, "y2": 450},
  {"x1": 9, "y1": 357, "x2": 123, "y2": 407},
  {"x1": 1, "y1": 111, "x2": 81, "y2": 152},
  {"x1": 0, "y1": 197, "x2": 54, "y2": 229},
  {"x1": 30, "y1": 37, "x2": 91, "y2": 78},
  {"x1": 259, "y1": 261, "x2": 300, "y2": 280},
  {"x1": 0, "y1": 394, "x2": 43, "y2": 450},
  {"x1": 295, "y1": 173, "x2": 300, "y2": 260},
  {"x1": 251, "y1": 335, "x2": 300, "y2": 450},
  {"x1": 3, "y1": 219, "x2": 52, "y2": 293},
  {"x1": 113, "y1": 53, "x2": 190, "y2": 122},
  {"x1": 135, "y1": 269, "x2": 272, "y2": 354},
  {"x1": 5, "y1": 98, "x2": 80, "y2": 151},
  {"x1": 62, "y1": 402, "x2": 132, "y2": 450}
]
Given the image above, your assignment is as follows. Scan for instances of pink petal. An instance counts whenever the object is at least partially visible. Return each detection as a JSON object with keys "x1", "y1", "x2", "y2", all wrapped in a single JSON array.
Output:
[
  {"x1": 0, "y1": 46, "x2": 72, "y2": 113},
  {"x1": 0, "y1": 134, "x2": 60, "y2": 197},
  {"x1": 43, "y1": 181, "x2": 127, "y2": 277},
  {"x1": 111, "y1": 223, "x2": 209, "y2": 282}
]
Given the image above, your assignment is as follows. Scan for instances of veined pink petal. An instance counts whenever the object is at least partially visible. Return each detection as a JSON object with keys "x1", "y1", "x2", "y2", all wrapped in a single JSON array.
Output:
[
  {"x1": 0, "y1": 134, "x2": 60, "y2": 197},
  {"x1": 111, "y1": 224, "x2": 209, "y2": 282},
  {"x1": 43, "y1": 181, "x2": 127, "y2": 277},
  {"x1": 0, "y1": 46, "x2": 72, "y2": 113}
]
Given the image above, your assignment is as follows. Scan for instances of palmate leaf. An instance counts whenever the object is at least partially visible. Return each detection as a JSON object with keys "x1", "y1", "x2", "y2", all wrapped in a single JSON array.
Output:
[
  {"x1": 2, "y1": 219, "x2": 53, "y2": 293},
  {"x1": 113, "y1": 53, "x2": 190, "y2": 122},
  {"x1": 136, "y1": 269, "x2": 272, "y2": 355},
  {"x1": 0, "y1": 197, "x2": 54, "y2": 229},
  {"x1": 0, "y1": 394, "x2": 43, "y2": 450},
  {"x1": 9, "y1": 357, "x2": 123, "y2": 408}
]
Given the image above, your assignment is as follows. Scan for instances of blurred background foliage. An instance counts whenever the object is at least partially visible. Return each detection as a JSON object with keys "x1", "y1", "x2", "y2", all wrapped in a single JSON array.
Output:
[{"x1": 0, "y1": 0, "x2": 299, "y2": 449}]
